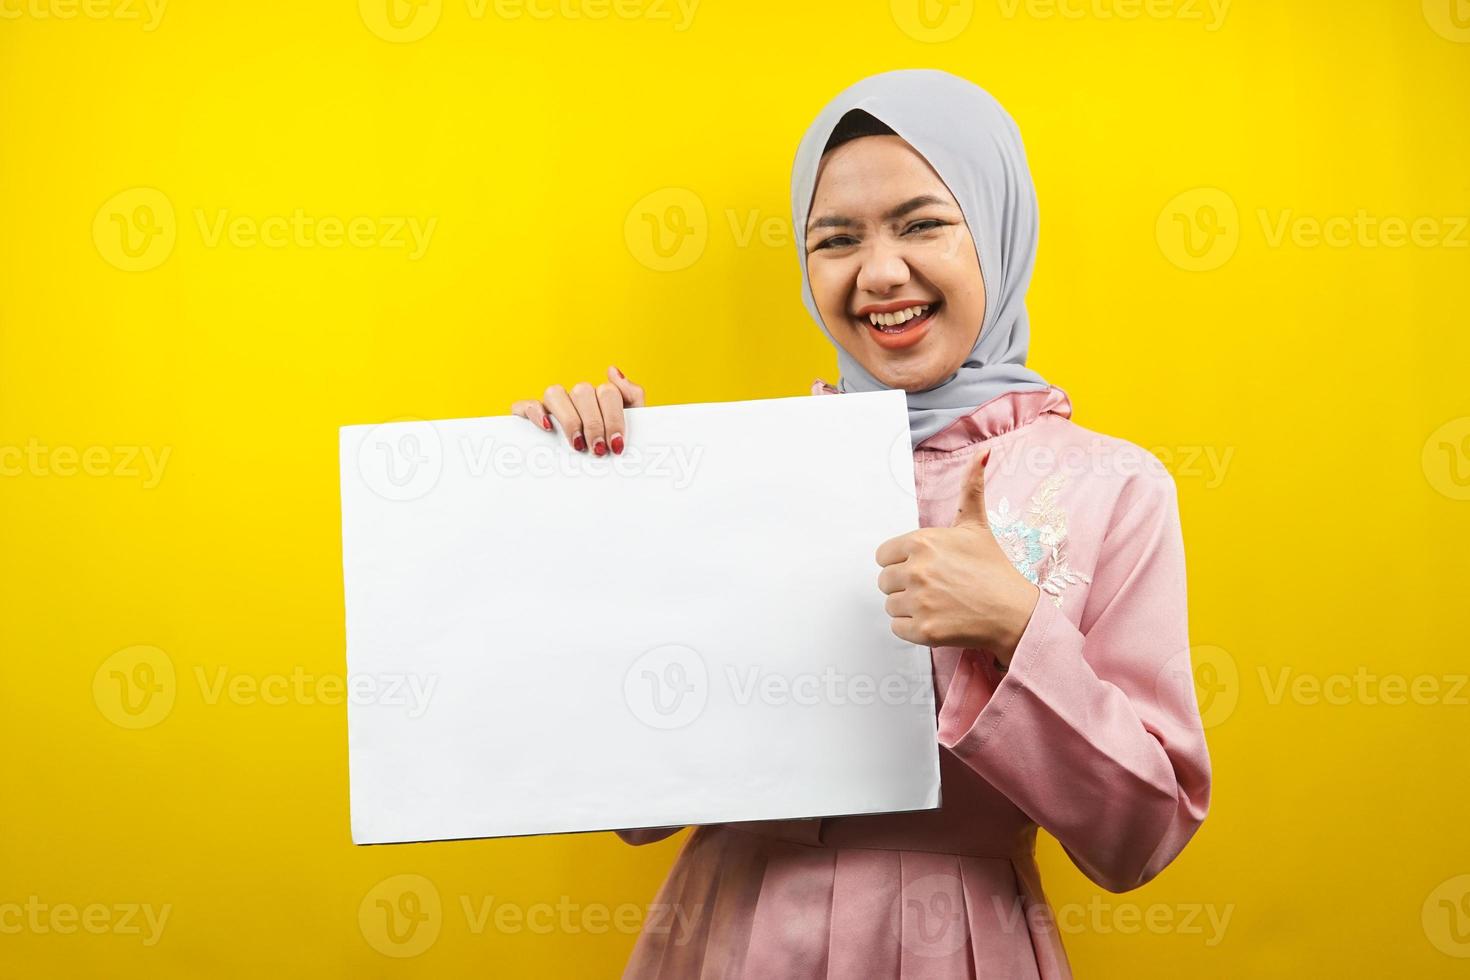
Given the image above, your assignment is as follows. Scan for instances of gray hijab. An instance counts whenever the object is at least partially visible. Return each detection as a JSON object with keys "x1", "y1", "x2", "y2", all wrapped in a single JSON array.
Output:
[{"x1": 791, "y1": 68, "x2": 1052, "y2": 448}]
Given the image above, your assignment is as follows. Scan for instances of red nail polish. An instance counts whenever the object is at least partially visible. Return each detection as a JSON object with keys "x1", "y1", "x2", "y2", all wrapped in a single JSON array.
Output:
[
  {"x1": 573, "y1": 433, "x2": 587, "y2": 452},
  {"x1": 541, "y1": 416, "x2": 552, "y2": 430},
  {"x1": 610, "y1": 434, "x2": 624, "y2": 455},
  {"x1": 593, "y1": 439, "x2": 607, "y2": 457},
  {"x1": 614, "y1": 366, "x2": 624, "y2": 379}
]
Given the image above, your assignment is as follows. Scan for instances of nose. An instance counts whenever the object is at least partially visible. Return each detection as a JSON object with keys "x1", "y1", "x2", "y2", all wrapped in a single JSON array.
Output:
[{"x1": 856, "y1": 238, "x2": 911, "y2": 296}]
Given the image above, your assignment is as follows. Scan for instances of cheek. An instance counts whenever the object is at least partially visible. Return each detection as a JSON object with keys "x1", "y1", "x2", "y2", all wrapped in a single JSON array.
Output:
[
  {"x1": 932, "y1": 242, "x2": 982, "y2": 299},
  {"x1": 927, "y1": 249, "x2": 985, "y2": 337},
  {"x1": 808, "y1": 263, "x2": 849, "y2": 315}
]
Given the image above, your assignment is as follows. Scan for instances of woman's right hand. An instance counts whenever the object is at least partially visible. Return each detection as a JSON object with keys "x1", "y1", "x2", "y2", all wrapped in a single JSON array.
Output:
[{"x1": 510, "y1": 365, "x2": 647, "y2": 456}]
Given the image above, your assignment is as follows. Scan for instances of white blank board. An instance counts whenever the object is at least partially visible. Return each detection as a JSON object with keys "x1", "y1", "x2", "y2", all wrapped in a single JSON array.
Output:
[{"x1": 340, "y1": 390, "x2": 941, "y2": 844}]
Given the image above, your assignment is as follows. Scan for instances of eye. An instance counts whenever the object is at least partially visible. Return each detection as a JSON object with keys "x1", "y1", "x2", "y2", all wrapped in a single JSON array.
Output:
[
  {"x1": 812, "y1": 234, "x2": 859, "y2": 251},
  {"x1": 904, "y1": 219, "x2": 948, "y2": 235}
]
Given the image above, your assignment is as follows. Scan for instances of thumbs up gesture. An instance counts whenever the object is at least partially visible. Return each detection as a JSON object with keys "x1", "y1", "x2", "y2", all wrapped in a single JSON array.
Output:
[{"x1": 874, "y1": 450, "x2": 1041, "y2": 666}]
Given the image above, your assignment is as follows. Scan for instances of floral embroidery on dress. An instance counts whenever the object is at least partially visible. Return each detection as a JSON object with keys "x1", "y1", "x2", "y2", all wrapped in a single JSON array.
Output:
[{"x1": 988, "y1": 472, "x2": 1091, "y2": 608}]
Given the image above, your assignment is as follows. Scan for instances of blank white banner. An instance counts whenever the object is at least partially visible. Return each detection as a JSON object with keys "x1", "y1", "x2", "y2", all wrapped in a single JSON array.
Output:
[{"x1": 339, "y1": 390, "x2": 941, "y2": 845}]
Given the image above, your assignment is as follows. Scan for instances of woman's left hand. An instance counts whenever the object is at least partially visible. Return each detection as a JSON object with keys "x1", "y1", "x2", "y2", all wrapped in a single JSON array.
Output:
[{"x1": 875, "y1": 450, "x2": 1041, "y2": 667}]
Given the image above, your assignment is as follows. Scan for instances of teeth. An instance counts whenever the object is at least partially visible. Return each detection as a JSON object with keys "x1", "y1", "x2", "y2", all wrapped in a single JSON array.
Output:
[{"x1": 868, "y1": 304, "x2": 930, "y2": 327}]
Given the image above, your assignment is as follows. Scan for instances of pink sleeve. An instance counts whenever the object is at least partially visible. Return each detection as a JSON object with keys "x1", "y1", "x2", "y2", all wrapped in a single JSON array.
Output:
[
  {"x1": 613, "y1": 827, "x2": 684, "y2": 846},
  {"x1": 936, "y1": 467, "x2": 1212, "y2": 893}
]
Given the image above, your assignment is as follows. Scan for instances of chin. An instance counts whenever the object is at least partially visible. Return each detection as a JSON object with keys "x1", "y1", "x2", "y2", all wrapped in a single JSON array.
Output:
[
  {"x1": 835, "y1": 325, "x2": 955, "y2": 392},
  {"x1": 844, "y1": 322, "x2": 959, "y2": 393},
  {"x1": 867, "y1": 358, "x2": 948, "y2": 393}
]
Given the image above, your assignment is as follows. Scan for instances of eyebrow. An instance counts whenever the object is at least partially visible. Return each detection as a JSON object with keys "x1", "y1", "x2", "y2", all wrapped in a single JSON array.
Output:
[{"x1": 806, "y1": 194, "x2": 954, "y2": 233}]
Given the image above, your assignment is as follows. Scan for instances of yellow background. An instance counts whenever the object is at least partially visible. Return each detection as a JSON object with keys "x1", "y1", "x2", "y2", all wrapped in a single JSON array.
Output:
[{"x1": 3, "y1": 0, "x2": 1468, "y2": 975}]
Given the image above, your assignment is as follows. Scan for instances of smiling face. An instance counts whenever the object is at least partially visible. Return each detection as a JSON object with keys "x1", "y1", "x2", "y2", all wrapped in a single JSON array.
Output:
[{"x1": 805, "y1": 135, "x2": 986, "y2": 392}]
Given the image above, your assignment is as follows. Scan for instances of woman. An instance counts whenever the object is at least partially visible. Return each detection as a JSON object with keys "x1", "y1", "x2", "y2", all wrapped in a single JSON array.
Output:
[{"x1": 510, "y1": 68, "x2": 1212, "y2": 979}]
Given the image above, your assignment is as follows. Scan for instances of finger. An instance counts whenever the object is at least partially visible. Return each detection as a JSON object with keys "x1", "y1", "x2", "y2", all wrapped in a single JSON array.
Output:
[
  {"x1": 596, "y1": 382, "x2": 626, "y2": 455},
  {"x1": 877, "y1": 563, "x2": 908, "y2": 595},
  {"x1": 889, "y1": 617, "x2": 921, "y2": 645},
  {"x1": 569, "y1": 382, "x2": 608, "y2": 455},
  {"x1": 883, "y1": 591, "x2": 913, "y2": 618},
  {"x1": 542, "y1": 384, "x2": 585, "y2": 451},
  {"x1": 875, "y1": 532, "x2": 918, "y2": 567},
  {"x1": 510, "y1": 399, "x2": 554, "y2": 432},
  {"x1": 951, "y1": 449, "x2": 991, "y2": 529},
  {"x1": 607, "y1": 365, "x2": 646, "y2": 407}
]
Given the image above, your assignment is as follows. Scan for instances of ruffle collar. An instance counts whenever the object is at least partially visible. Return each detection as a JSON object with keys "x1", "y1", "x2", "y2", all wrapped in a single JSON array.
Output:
[{"x1": 810, "y1": 379, "x2": 1072, "y2": 451}]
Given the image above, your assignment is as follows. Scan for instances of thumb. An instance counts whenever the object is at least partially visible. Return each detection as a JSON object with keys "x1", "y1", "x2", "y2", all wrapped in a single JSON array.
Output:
[{"x1": 952, "y1": 449, "x2": 991, "y2": 529}]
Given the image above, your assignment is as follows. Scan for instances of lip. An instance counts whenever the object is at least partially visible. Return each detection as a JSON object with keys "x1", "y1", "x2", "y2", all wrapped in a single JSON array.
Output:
[
  {"x1": 854, "y1": 298, "x2": 938, "y2": 317},
  {"x1": 855, "y1": 300, "x2": 939, "y2": 351}
]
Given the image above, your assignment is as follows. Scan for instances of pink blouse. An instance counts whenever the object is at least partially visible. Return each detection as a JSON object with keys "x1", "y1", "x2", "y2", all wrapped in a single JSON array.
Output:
[{"x1": 615, "y1": 382, "x2": 1212, "y2": 978}]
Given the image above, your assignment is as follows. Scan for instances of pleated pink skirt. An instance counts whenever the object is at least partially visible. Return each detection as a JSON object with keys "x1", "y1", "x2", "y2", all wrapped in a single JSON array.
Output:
[{"x1": 622, "y1": 823, "x2": 1070, "y2": 979}]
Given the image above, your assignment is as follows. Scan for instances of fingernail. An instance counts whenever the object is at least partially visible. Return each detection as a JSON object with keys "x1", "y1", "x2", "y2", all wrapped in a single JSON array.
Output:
[
  {"x1": 593, "y1": 438, "x2": 607, "y2": 457},
  {"x1": 610, "y1": 434, "x2": 624, "y2": 455},
  {"x1": 541, "y1": 417, "x2": 553, "y2": 431},
  {"x1": 573, "y1": 433, "x2": 587, "y2": 452},
  {"x1": 614, "y1": 365, "x2": 624, "y2": 379}
]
